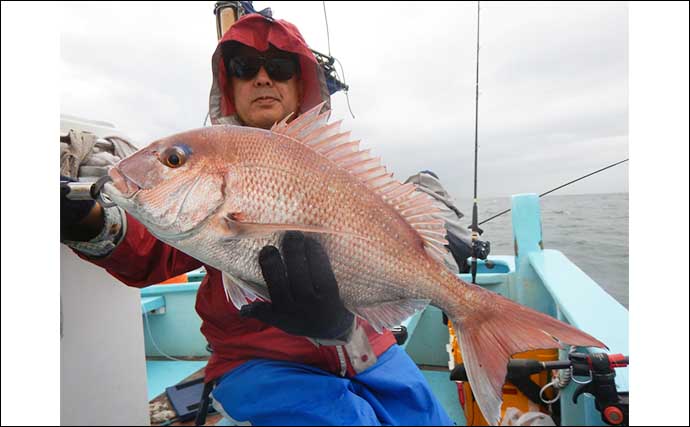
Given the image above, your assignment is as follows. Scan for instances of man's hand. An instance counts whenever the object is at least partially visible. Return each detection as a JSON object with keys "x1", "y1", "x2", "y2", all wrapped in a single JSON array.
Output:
[{"x1": 240, "y1": 231, "x2": 355, "y2": 341}]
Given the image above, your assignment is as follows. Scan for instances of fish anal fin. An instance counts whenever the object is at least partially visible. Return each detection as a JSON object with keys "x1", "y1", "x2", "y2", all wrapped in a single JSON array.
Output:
[{"x1": 352, "y1": 299, "x2": 430, "y2": 333}]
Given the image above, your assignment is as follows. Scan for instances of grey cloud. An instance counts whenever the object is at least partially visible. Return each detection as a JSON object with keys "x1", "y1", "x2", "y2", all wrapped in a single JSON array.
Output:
[{"x1": 60, "y1": 1, "x2": 628, "y2": 199}]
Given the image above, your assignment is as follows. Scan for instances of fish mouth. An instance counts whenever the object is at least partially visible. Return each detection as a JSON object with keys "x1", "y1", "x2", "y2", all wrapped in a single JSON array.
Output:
[{"x1": 107, "y1": 167, "x2": 141, "y2": 199}]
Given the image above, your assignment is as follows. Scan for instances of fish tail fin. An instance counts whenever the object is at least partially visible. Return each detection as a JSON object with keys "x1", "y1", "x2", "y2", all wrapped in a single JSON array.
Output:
[{"x1": 449, "y1": 284, "x2": 607, "y2": 425}]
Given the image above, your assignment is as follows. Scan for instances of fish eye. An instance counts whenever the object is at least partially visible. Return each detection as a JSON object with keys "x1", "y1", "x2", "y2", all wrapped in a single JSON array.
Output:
[{"x1": 159, "y1": 146, "x2": 189, "y2": 168}]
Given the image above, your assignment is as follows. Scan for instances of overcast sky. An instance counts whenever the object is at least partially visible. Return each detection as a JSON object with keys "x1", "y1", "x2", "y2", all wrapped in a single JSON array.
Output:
[{"x1": 60, "y1": 1, "x2": 629, "y2": 201}]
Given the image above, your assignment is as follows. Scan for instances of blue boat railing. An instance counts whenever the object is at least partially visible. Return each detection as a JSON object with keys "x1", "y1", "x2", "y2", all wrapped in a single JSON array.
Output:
[{"x1": 510, "y1": 194, "x2": 629, "y2": 426}]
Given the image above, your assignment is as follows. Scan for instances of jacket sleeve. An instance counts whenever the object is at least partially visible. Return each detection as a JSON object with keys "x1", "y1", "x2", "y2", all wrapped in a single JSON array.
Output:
[{"x1": 73, "y1": 212, "x2": 203, "y2": 288}]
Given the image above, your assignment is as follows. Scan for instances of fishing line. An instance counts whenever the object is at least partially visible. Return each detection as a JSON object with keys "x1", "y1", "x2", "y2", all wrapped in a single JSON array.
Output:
[
  {"x1": 322, "y1": 1, "x2": 331, "y2": 57},
  {"x1": 477, "y1": 158, "x2": 629, "y2": 226},
  {"x1": 320, "y1": 2, "x2": 355, "y2": 119},
  {"x1": 334, "y1": 57, "x2": 355, "y2": 119}
]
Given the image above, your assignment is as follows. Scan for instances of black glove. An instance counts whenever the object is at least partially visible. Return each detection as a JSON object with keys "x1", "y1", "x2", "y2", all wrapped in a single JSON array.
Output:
[{"x1": 240, "y1": 231, "x2": 355, "y2": 341}]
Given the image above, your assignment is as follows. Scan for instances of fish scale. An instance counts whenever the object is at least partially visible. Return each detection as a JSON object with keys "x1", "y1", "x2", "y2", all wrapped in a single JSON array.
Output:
[
  {"x1": 105, "y1": 103, "x2": 608, "y2": 425},
  {"x1": 225, "y1": 161, "x2": 425, "y2": 305}
]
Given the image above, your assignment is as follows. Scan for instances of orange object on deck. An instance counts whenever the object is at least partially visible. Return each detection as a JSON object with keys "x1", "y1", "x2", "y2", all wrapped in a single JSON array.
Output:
[
  {"x1": 159, "y1": 273, "x2": 188, "y2": 284},
  {"x1": 447, "y1": 320, "x2": 558, "y2": 425}
]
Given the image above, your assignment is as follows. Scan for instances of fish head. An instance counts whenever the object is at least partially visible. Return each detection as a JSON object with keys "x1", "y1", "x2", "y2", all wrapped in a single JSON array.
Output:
[{"x1": 104, "y1": 127, "x2": 235, "y2": 241}]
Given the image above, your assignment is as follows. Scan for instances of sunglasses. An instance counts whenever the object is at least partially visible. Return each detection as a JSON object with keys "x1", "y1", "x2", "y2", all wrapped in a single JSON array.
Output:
[{"x1": 228, "y1": 55, "x2": 300, "y2": 82}]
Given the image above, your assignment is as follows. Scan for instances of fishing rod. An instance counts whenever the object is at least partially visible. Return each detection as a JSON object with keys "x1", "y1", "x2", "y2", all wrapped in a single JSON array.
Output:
[
  {"x1": 478, "y1": 158, "x2": 629, "y2": 226},
  {"x1": 61, "y1": 175, "x2": 117, "y2": 208},
  {"x1": 469, "y1": 1, "x2": 482, "y2": 285}
]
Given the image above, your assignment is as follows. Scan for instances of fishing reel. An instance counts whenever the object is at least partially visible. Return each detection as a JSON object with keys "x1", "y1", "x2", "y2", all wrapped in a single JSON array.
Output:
[
  {"x1": 571, "y1": 352, "x2": 629, "y2": 426},
  {"x1": 472, "y1": 239, "x2": 490, "y2": 260},
  {"x1": 311, "y1": 49, "x2": 349, "y2": 95},
  {"x1": 449, "y1": 352, "x2": 629, "y2": 426}
]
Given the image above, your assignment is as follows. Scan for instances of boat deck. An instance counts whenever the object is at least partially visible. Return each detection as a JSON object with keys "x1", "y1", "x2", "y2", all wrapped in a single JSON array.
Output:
[{"x1": 148, "y1": 361, "x2": 222, "y2": 426}]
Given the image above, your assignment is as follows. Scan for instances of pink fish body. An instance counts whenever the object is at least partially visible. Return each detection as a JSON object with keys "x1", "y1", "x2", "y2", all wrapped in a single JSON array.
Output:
[{"x1": 105, "y1": 104, "x2": 606, "y2": 424}]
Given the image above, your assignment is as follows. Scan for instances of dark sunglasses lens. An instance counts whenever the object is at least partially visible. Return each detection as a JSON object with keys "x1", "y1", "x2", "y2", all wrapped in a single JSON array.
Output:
[
  {"x1": 230, "y1": 57, "x2": 261, "y2": 80},
  {"x1": 229, "y1": 56, "x2": 298, "y2": 81},
  {"x1": 265, "y1": 58, "x2": 297, "y2": 81}
]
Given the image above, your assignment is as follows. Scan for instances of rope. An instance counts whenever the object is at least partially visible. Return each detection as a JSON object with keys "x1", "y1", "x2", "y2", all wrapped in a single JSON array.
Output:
[{"x1": 142, "y1": 308, "x2": 189, "y2": 362}]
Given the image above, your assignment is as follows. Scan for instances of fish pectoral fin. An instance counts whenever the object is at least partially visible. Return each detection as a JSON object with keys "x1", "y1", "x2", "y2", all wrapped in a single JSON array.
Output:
[
  {"x1": 221, "y1": 272, "x2": 264, "y2": 310},
  {"x1": 221, "y1": 212, "x2": 370, "y2": 241},
  {"x1": 351, "y1": 299, "x2": 431, "y2": 333}
]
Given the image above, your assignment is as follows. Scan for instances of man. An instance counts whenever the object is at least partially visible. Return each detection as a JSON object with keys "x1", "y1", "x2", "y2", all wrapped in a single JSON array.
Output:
[{"x1": 62, "y1": 13, "x2": 465, "y2": 425}]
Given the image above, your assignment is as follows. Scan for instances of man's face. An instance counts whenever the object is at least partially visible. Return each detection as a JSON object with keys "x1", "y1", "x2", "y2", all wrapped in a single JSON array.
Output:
[{"x1": 229, "y1": 45, "x2": 303, "y2": 130}]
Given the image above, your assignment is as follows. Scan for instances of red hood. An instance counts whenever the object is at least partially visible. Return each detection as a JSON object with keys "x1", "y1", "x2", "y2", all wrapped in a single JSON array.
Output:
[{"x1": 209, "y1": 13, "x2": 330, "y2": 124}]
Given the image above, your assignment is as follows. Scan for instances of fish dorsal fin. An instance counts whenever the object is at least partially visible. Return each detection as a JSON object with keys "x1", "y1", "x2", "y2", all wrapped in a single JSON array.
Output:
[
  {"x1": 351, "y1": 299, "x2": 431, "y2": 333},
  {"x1": 271, "y1": 102, "x2": 331, "y2": 139},
  {"x1": 271, "y1": 103, "x2": 449, "y2": 263}
]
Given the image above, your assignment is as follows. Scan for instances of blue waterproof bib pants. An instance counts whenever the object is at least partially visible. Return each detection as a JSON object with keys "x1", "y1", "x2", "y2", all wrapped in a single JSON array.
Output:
[{"x1": 211, "y1": 344, "x2": 454, "y2": 426}]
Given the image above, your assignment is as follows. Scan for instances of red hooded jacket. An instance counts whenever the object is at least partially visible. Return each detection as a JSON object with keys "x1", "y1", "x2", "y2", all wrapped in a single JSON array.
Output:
[{"x1": 81, "y1": 13, "x2": 395, "y2": 383}]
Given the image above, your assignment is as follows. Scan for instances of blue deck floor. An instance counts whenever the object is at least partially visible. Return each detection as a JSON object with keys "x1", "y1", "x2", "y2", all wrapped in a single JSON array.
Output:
[{"x1": 421, "y1": 369, "x2": 467, "y2": 426}]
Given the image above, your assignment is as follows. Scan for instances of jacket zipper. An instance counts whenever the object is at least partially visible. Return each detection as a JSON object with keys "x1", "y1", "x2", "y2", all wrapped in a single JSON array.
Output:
[{"x1": 335, "y1": 345, "x2": 347, "y2": 377}]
